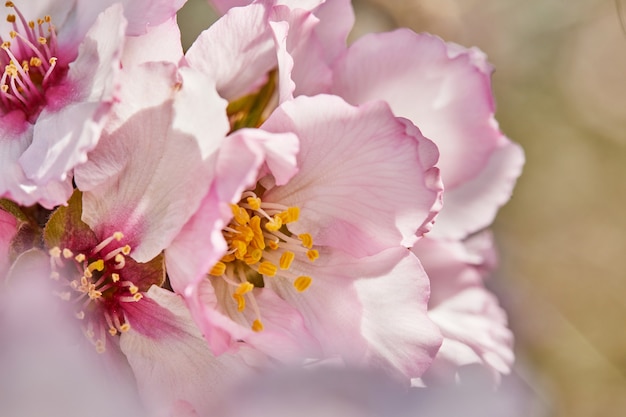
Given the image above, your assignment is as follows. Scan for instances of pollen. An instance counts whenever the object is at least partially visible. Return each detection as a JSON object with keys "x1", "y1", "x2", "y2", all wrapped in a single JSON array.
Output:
[
  {"x1": 210, "y1": 261, "x2": 226, "y2": 276},
  {"x1": 208, "y1": 191, "x2": 318, "y2": 332},
  {"x1": 294, "y1": 276, "x2": 312, "y2": 292},
  {"x1": 1, "y1": 4, "x2": 62, "y2": 117},
  {"x1": 258, "y1": 261, "x2": 277, "y2": 277},
  {"x1": 252, "y1": 319, "x2": 264, "y2": 332},
  {"x1": 47, "y1": 230, "x2": 146, "y2": 354},
  {"x1": 279, "y1": 251, "x2": 295, "y2": 270}
]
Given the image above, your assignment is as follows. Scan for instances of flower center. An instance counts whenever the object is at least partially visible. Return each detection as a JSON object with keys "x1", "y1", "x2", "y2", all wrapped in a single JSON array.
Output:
[
  {"x1": 0, "y1": 2, "x2": 63, "y2": 120},
  {"x1": 48, "y1": 232, "x2": 142, "y2": 354},
  {"x1": 209, "y1": 190, "x2": 319, "y2": 332}
]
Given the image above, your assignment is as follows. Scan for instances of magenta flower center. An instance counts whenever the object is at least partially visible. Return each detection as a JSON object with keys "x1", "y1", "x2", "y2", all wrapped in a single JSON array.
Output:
[
  {"x1": 209, "y1": 190, "x2": 318, "y2": 332},
  {"x1": 48, "y1": 232, "x2": 143, "y2": 353},
  {"x1": 0, "y1": 2, "x2": 65, "y2": 121}
]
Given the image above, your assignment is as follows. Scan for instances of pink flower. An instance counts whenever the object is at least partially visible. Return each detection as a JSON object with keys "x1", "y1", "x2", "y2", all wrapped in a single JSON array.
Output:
[
  {"x1": 0, "y1": 0, "x2": 187, "y2": 208},
  {"x1": 167, "y1": 93, "x2": 444, "y2": 379},
  {"x1": 23, "y1": 60, "x2": 258, "y2": 414},
  {"x1": 330, "y1": 30, "x2": 523, "y2": 381}
]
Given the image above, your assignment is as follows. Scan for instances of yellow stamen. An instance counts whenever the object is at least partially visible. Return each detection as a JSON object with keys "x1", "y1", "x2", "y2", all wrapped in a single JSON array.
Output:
[
  {"x1": 111, "y1": 273, "x2": 120, "y2": 283},
  {"x1": 306, "y1": 250, "x2": 319, "y2": 262},
  {"x1": 243, "y1": 248, "x2": 263, "y2": 265},
  {"x1": 279, "y1": 251, "x2": 295, "y2": 270},
  {"x1": 299, "y1": 233, "x2": 313, "y2": 249},
  {"x1": 62, "y1": 248, "x2": 73, "y2": 259},
  {"x1": 49, "y1": 247, "x2": 61, "y2": 258},
  {"x1": 268, "y1": 240, "x2": 279, "y2": 250},
  {"x1": 258, "y1": 261, "x2": 277, "y2": 277},
  {"x1": 233, "y1": 293, "x2": 246, "y2": 312},
  {"x1": 278, "y1": 206, "x2": 300, "y2": 224},
  {"x1": 132, "y1": 293, "x2": 143, "y2": 302},
  {"x1": 235, "y1": 282, "x2": 254, "y2": 295},
  {"x1": 88, "y1": 259, "x2": 105, "y2": 273},
  {"x1": 210, "y1": 261, "x2": 226, "y2": 276},
  {"x1": 293, "y1": 276, "x2": 312, "y2": 292},
  {"x1": 264, "y1": 216, "x2": 282, "y2": 232},
  {"x1": 252, "y1": 319, "x2": 264, "y2": 332},
  {"x1": 119, "y1": 323, "x2": 131, "y2": 333},
  {"x1": 231, "y1": 204, "x2": 250, "y2": 225},
  {"x1": 232, "y1": 239, "x2": 248, "y2": 259},
  {"x1": 247, "y1": 196, "x2": 261, "y2": 211},
  {"x1": 74, "y1": 253, "x2": 86, "y2": 263}
]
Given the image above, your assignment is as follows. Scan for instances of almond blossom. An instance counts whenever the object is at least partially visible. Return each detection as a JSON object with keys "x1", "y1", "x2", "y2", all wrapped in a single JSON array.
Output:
[
  {"x1": 0, "y1": 0, "x2": 186, "y2": 208},
  {"x1": 167, "y1": 92, "x2": 444, "y2": 380},
  {"x1": 1, "y1": 57, "x2": 264, "y2": 414},
  {"x1": 194, "y1": 1, "x2": 523, "y2": 382}
]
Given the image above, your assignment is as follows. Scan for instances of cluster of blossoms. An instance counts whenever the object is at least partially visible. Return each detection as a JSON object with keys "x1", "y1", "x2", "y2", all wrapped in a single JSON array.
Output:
[{"x1": 0, "y1": 0, "x2": 523, "y2": 415}]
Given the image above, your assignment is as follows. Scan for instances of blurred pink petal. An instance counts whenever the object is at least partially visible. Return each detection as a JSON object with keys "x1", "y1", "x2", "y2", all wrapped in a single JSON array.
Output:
[{"x1": 414, "y1": 234, "x2": 514, "y2": 384}]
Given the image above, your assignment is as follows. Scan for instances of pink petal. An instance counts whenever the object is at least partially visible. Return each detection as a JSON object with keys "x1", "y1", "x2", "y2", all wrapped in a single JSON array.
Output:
[
  {"x1": 414, "y1": 235, "x2": 514, "y2": 383},
  {"x1": 121, "y1": 17, "x2": 184, "y2": 67},
  {"x1": 270, "y1": 5, "x2": 332, "y2": 98},
  {"x1": 332, "y1": 30, "x2": 505, "y2": 189},
  {"x1": 261, "y1": 94, "x2": 442, "y2": 257},
  {"x1": 264, "y1": 246, "x2": 441, "y2": 378},
  {"x1": 19, "y1": 4, "x2": 126, "y2": 185},
  {"x1": 355, "y1": 248, "x2": 442, "y2": 379},
  {"x1": 2, "y1": 249, "x2": 144, "y2": 417},
  {"x1": 120, "y1": 286, "x2": 260, "y2": 416},
  {"x1": 76, "y1": 62, "x2": 228, "y2": 262},
  {"x1": 72, "y1": 0, "x2": 186, "y2": 39},
  {"x1": 186, "y1": 278, "x2": 320, "y2": 359},
  {"x1": 430, "y1": 140, "x2": 525, "y2": 240},
  {"x1": 185, "y1": 2, "x2": 277, "y2": 101},
  {"x1": 308, "y1": 0, "x2": 353, "y2": 65},
  {"x1": 0, "y1": 129, "x2": 73, "y2": 208},
  {"x1": 118, "y1": 0, "x2": 187, "y2": 36}
]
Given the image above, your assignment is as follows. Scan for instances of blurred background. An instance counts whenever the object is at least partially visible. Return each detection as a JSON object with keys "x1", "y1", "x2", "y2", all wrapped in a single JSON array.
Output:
[{"x1": 178, "y1": 1, "x2": 626, "y2": 416}]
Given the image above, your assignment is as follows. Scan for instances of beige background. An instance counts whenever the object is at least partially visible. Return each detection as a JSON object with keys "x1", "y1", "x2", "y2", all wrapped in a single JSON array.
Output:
[{"x1": 177, "y1": 1, "x2": 626, "y2": 415}]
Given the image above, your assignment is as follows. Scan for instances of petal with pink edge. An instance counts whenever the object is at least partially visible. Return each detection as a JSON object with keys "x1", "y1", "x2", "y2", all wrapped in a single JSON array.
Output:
[
  {"x1": 76, "y1": 62, "x2": 228, "y2": 262},
  {"x1": 332, "y1": 30, "x2": 504, "y2": 189},
  {"x1": 261, "y1": 94, "x2": 442, "y2": 258},
  {"x1": 0, "y1": 128, "x2": 73, "y2": 208},
  {"x1": 414, "y1": 235, "x2": 514, "y2": 384},
  {"x1": 429, "y1": 140, "x2": 525, "y2": 240},
  {"x1": 19, "y1": 4, "x2": 126, "y2": 185},
  {"x1": 265, "y1": 246, "x2": 441, "y2": 378},
  {"x1": 185, "y1": 2, "x2": 276, "y2": 101},
  {"x1": 121, "y1": 17, "x2": 184, "y2": 67},
  {"x1": 120, "y1": 286, "x2": 260, "y2": 416}
]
